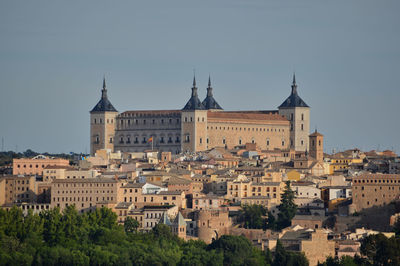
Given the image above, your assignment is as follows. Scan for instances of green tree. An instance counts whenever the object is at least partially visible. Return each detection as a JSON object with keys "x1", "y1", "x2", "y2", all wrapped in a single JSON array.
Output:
[
  {"x1": 124, "y1": 217, "x2": 139, "y2": 233},
  {"x1": 208, "y1": 235, "x2": 266, "y2": 266},
  {"x1": 277, "y1": 181, "x2": 297, "y2": 230},
  {"x1": 238, "y1": 204, "x2": 268, "y2": 230},
  {"x1": 272, "y1": 240, "x2": 308, "y2": 266}
]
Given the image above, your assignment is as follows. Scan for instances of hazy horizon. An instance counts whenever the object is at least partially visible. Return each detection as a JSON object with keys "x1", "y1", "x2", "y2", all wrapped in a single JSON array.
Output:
[{"x1": 1, "y1": 0, "x2": 399, "y2": 154}]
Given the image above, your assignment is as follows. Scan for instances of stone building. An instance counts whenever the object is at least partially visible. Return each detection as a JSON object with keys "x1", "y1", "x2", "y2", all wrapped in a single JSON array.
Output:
[
  {"x1": 90, "y1": 74, "x2": 311, "y2": 155},
  {"x1": 351, "y1": 173, "x2": 400, "y2": 212},
  {"x1": 13, "y1": 155, "x2": 70, "y2": 176},
  {"x1": 0, "y1": 175, "x2": 37, "y2": 205}
]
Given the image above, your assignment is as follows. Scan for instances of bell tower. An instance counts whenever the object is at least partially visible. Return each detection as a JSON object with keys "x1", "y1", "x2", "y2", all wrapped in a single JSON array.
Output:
[
  {"x1": 309, "y1": 130, "x2": 324, "y2": 162},
  {"x1": 89, "y1": 77, "x2": 118, "y2": 155}
]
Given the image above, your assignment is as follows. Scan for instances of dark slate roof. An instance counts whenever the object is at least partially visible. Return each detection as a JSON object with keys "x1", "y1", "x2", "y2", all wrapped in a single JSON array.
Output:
[
  {"x1": 202, "y1": 77, "x2": 223, "y2": 110},
  {"x1": 278, "y1": 74, "x2": 309, "y2": 108},
  {"x1": 182, "y1": 77, "x2": 206, "y2": 111},
  {"x1": 90, "y1": 79, "x2": 118, "y2": 113}
]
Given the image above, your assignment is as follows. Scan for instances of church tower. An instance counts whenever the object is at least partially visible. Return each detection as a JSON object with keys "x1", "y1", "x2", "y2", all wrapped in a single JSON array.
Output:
[
  {"x1": 278, "y1": 74, "x2": 310, "y2": 152},
  {"x1": 89, "y1": 78, "x2": 118, "y2": 155},
  {"x1": 181, "y1": 76, "x2": 208, "y2": 152},
  {"x1": 309, "y1": 130, "x2": 324, "y2": 162}
]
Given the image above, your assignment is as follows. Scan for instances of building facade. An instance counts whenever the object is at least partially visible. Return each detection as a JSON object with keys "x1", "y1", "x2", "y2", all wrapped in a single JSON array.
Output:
[{"x1": 90, "y1": 74, "x2": 310, "y2": 155}]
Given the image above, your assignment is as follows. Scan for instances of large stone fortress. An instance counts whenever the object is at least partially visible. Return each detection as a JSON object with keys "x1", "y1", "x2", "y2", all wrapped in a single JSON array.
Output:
[{"x1": 90, "y1": 74, "x2": 310, "y2": 155}]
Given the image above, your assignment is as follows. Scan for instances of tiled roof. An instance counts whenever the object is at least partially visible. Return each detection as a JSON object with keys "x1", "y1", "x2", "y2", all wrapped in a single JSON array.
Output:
[
  {"x1": 119, "y1": 110, "x2": 181, "y2": 117},
  {"x1": 207, "y1": 111, "x2": 288, "y2": 122}
]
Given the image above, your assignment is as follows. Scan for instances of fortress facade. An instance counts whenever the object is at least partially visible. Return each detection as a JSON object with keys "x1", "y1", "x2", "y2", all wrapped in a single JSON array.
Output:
[{"x1": 89, "y1": 75, "x2": 310, "y2": 155}]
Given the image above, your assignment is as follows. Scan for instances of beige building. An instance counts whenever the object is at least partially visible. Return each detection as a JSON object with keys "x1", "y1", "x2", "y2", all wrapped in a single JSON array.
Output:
[
  {"x1": 226, "y1": 176, "x2": 283, "y2": 206},
  {"x1": 90, "y1": 75, "x2": 311, "y2": 154},
  {"x1": 351, "y1": 173, "x2": 400, "y2": 212},
  {"x1": 279, "y1": 228, "x2": 335, "y2": 266},
  {"x1": 50, "y1": 178, "x2": 121, "y2": 212},
  {"x1": 0, "y1": 175, "x2": 37, "y2": 205},
  {"x1": 13, "y1": 155, "x2": 69, "y2": 176}
]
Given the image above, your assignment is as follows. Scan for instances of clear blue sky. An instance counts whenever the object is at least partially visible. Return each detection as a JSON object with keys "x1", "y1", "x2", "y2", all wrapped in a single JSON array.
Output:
[{"x1": 0, "y1": 0, "x2": 399, "y2": 154}]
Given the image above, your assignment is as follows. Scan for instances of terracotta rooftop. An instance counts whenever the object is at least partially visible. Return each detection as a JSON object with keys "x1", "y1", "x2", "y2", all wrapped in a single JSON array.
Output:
[
  {"x1": 207, "y1": 111, "x2": 288, "y2": 122},
  {"x1": 119, "y1": 110, "x2": 181, "y2": 117}
]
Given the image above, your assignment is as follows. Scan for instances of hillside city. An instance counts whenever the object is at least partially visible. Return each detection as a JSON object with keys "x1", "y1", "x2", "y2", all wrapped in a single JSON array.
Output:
[{"x1": 1, "y1": 77, "x2": 400, "y2": 265}]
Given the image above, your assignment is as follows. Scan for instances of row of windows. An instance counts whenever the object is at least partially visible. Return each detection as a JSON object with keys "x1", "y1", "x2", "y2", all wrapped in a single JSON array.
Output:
[
  {"x1": 53, "y1": 196, "x2": 113, "y2": 202},
  {"x1": 208, "y1": 126, "x2": 284, "y2": 132},
  {"x1": 93, "y1": 118, "x2": 114, "y2": 124},
  {"x1": 17, "y1": 164, "x2": 45, "y2": 168},
  {"x1": 5, "y1": 180, "x2": 30, "y2": 185},
  {"x1": 56, "y1": 183, "x2": 114, "y2": 188},
  {"x1": 184, "y1": 116, "x2": 205, "y2": 123},
  {"x1": 118, "y1": 136, "x2": 180, "y2": 144},
  {"x1": 55, "y1": 190, "x2": 113, "y2": 194},
  {"x1": 353, "y1": 179, "x2": 400, "y2": 184},
  {"x1": 189, "y1": 135, "x2": 285, "y2": 147},
  {"x1": 123, "y1": 196, "x2": 177, "y2": 203},
  {"x1": 120, "y1": 118, "x2": 180, "y2": 126},
  {"x1": 230, "y1": 186, "x2": 277, "y2": 192}
]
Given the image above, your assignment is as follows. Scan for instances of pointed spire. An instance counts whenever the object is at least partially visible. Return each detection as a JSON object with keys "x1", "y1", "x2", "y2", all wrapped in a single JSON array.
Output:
[
  {"x1": 291, "y1": 73, "x2": 298, "y2": 95},
  {"x1": 207, "y1": 75, "x2": 213, "y2": 97},
  {"x1": 191, "y1": 74, "x2": 198, "y2": 97},
  {"x1": 101, "y1": 76, "x2": 108, "y2": 99},
  {"x1": 193, "y1": 73, "x2": 196, "y2": 88}
]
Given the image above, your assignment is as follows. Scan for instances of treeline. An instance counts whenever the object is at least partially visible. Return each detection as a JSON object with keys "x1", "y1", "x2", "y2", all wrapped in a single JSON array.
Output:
[
  {"x1": 0, "y1": 206, "x2": 308, "y2": 266},
  {"x1": 0, "y1": 149, "x2": 79, "y2": 167}
]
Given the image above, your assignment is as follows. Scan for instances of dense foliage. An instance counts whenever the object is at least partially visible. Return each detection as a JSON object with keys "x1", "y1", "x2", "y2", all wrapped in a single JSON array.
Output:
[
  {"x1": 238, "y1": 204, "x2": 268, "y2": 230},
  {"x1": 318, "y1": 234, "x2": 400, "y2": 266},
  {"x1": 0, "y1": 206, "x2": 307, "y2": 266}
]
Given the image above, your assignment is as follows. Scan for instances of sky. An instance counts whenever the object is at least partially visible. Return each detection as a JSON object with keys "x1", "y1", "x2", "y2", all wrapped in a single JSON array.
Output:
[{"x1": 0, "y1": 0, "x2": 399, "y2": 154}]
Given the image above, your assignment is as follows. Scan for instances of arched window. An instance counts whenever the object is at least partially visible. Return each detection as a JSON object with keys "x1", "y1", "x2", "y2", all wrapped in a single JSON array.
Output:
[{"x1": 239, "y1": 138, "x2": 242, "y2": 145}]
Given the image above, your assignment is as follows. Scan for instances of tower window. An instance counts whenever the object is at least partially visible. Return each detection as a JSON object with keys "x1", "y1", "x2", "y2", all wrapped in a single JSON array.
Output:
[
  {"x1": 301, "y1": 124, "x2": 304, "y2": 131},
  {"x1": 319, "y1": 140, "x2": 321, "y2": 146},
  {"x1": 200, "y1": 138, "x2": 202, "y2": 144},
  {"x1": 222, "y1": 138, "x2": 226, "y2": 144},
  {"x1": 301, "y1": 114, "x2": 304, "y2": 121},
  {"x1": 94, "y1": 118, "x2": 96, "y2": 124},
  {"x1": 100, "y1": 118, "x2": 102, "y2": 124},
  {"x1": 176, "y1": 136, "x2": 180, "y2": 143},
  {"x1": 152, "y1": 119, "x2": 155, "y2": 124},
  {"x1": 282, "y1": 141, "x2": 285, "y2": 146},
  {"x1": 109, "y1": 138, "x2": 113, "y2": 144},
  {"x1": 239, "y1": 138, "x2": 242, "y2": 145}
]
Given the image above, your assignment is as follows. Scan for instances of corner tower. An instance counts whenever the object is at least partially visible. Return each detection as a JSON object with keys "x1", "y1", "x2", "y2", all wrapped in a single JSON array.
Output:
[
  {"x1": 202, "y1": 76, "x2": 223, "y2": 110},
  {"x1": 90, "y1": 78, "x2": 118, "y2": 155},
  {"x1": 181, "y1": 76, "x2": 208, "y2": 152},
  {"x1": 278, "y1": 74, "x2": 310, "y2": 151}
]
